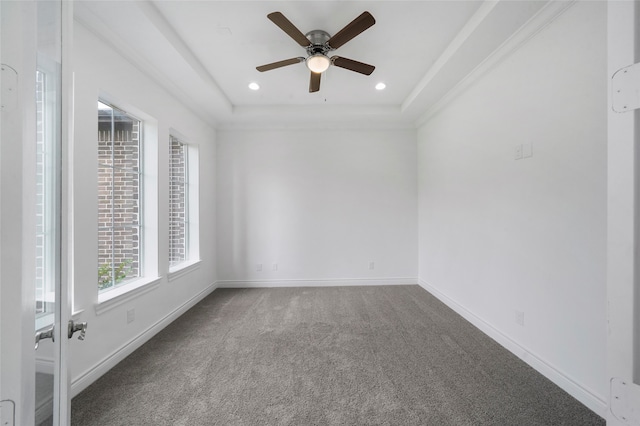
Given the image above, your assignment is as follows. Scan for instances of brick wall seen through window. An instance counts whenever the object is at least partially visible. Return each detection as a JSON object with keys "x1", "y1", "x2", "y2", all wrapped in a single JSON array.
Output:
[
  {"x1": 169, "y1": 136, "x2": 188, "y2": 267},
  {"x1": 98, "y1": 101, "x2": 142, "y2": 291}
]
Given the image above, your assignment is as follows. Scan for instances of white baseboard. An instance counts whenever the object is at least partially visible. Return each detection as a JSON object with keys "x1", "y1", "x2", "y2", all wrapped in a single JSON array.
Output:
[
  {"x1": 216, "y1": 277, "x2": 418, "y2": 288},
  {"x1": 35, "y1": 398, "x2": 52, "y2": 425},
  {"x1": 71, "y1": 282, "x2": 218, "y2": 397},
  {"x1": 418, "y1": 279, "x2": 607, "y2": 418},
  {"x1": 36, "y1": 357, "x2": 54, "y2": 374},
  {"x1": 35, "y1": 365, "x2": 54, "y2": 425}
]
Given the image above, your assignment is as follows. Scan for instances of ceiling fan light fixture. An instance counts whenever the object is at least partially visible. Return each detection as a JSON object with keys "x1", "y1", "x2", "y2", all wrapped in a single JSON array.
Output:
[
  {"x1": 306, "y1": 54, "x2": 331, "y2": 73},
  {"x1": 257, "y1": 11, "x2": 376, "y2": 92}
]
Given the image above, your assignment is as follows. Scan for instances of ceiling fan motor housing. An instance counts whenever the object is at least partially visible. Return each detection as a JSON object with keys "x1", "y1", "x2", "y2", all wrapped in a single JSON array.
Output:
[{"x1": 305, "y1": 30, "x2": 331, "y2": 56}]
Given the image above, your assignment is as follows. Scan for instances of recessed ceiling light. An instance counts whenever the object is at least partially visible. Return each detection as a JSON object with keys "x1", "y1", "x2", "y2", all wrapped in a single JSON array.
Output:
[
  {"x1": 248, "y1": 82, "x2": 260, "y2": 91},
  {"x1": 375, "y1": 82, "x2": 386, "y2": 91}
]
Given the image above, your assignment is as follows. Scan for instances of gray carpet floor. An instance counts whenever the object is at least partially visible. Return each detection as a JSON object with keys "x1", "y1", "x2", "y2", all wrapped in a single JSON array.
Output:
[{"x1": 71, "y1": 285, "x2": 604, "y2": 425}]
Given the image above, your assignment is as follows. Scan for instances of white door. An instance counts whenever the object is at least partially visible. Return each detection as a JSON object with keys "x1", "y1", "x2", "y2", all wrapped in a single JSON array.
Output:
[{"x1": 1, "y1": 1, "x2": 77, "y2": 425}]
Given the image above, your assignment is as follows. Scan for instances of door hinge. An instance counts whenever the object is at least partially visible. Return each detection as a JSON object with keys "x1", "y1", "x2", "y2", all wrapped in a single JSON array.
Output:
[
  {"x1": 1, "y1": 64, "x2": 18, "y2": 113},
  {"x1": 610, "y1": 377, "x2": 640, "y2": 425},
  {"x1": 0, "y1": 399, "x2": 16, "y2": 426},
  {"x1": 612, "y1": 62, "x2": 640, "y2": 113}
]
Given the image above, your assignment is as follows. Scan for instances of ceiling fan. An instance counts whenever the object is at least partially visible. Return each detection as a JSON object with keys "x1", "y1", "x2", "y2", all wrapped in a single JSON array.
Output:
[{"x1": 256, "y1": 11, "x2": 376, "y2": 93}]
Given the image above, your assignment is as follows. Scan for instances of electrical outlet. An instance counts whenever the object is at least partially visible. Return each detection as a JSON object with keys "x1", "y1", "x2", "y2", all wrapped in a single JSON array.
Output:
[
  {"x1": 272, "y1": 263, "x2": 278, "y2": 271},
  {"x1": 256, "y1": 264, "x2": 263, "y2": 272},
  {"x1": 127, "y1": 309, "x2": 135, "y2": 324},
  {"x1": 515, "y1": 144, "x2": 523, "y2": 160},
  {"x1": 368, "y1": 261, "x2": 375, "y2": 270},
  {"x1": 515, "y1": 310, "x2": 524, "y2": 326},
  {"x1": 523, "y1": 142, "x2": 533, "y2": 158}
]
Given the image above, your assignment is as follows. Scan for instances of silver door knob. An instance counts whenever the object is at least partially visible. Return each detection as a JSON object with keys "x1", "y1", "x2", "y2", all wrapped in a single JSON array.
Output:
[
  {"x1": 35, "y1": 326, "x2": 54, "y2": 350},
  {"x1": 68, "y1": 320, "x2": 87, "y2": 340}
]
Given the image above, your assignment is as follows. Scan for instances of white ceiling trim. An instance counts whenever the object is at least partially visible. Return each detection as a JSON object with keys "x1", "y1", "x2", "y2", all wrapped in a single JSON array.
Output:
[
  {"x1": 401, "y1": 0, "x2": 499, "y2": 113},
  {"x1": 414, "y1": 0, "x2": 577, "y2": 128},
  {"x1": 136, "y1": 1, "x2": 233, "y2": 114},
  {"x1": 73, "y1": 5, "x2": 219, "y2": 129},
  {"x1": 73, "y1": 1, "x2": 566, "y2": 131},
  {"x1": 220, "y1": 104, "x2": 414, "y2": 131}
]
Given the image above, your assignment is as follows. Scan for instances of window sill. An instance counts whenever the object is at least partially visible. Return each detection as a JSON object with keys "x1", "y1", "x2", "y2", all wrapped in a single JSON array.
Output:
[
  {"x1": 36, "y1": 313, "x2": 54, "y2": 331},
  {"x1": 95, "y1": 276, "x2": 161, "y2": 316},
  {"x1": 168, "y1": 259, "x2": 201, "y2": 282}
]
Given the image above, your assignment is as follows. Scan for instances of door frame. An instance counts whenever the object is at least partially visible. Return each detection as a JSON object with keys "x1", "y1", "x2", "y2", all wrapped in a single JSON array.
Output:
[
  {"x1": 606, "y1": 0, "x2": 639, "y2": 424},
  {"x1": 0, "y1": 1, "x2": 74, "y2": 424},
  {"x1": 57, "y1": 0, "x2": 74, "y2": 423}
]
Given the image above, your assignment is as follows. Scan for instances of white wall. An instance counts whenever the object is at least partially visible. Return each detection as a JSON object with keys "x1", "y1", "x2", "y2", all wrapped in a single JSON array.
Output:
[
  {"x1": 63, "y1": 22, "x2": 217, "y2": 394},
  {"x1": 417, "y1": 1, "x2": 607, "y2": 415},
  {"x1": 216, "y1": 128, "x2": 417, "y2": 286}
]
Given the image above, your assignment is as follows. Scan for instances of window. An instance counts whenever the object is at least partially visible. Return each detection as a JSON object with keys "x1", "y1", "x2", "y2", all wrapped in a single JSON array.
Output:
[
  {"x1": 97, "y1": 101, "x2": 142, "y2": 292},
  {"x1": 35, "y1": 65, "x2": 59, "y2": 328},
  {"x1": 169, "y1": 136, "x2": 188, "y2": 267},
  {"x1": 167, "y1": 133, "x2": 199, "y2": 275}
]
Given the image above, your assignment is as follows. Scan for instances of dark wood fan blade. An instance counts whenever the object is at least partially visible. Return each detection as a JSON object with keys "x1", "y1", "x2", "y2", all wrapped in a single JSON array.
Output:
[
  {"x1": 331, "y1": 56, "x2": 375, "y2": 75},
  {"x1": 309, "y1": 72, "x2": 321, "y2": 93},
  {"x1": 256, "y1": 57, "x2": 305, "y2": 72},
  {"x1": 267, "y1": 12, "x2": 311, "y2": 47},
  {"x1": 327, "y1": 11, "x2": 375, "y2": 49}
]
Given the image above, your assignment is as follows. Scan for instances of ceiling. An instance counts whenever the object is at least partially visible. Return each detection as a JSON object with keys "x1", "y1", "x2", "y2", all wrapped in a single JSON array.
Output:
[{"x1": 74, "y1": 1, "x2": 564, "y2": 129}]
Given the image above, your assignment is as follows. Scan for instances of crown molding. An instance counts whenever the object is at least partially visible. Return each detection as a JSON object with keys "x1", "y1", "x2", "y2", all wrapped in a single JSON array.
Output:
[{"x1": 415, "y1": 0, "x2": 576, "y2": 128}]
